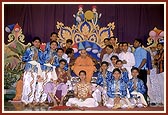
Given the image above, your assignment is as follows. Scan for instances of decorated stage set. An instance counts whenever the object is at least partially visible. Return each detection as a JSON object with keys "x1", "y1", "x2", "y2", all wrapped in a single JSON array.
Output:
[
  {"x1": 4, "y1": 5, "x2": 115, "y2": 92},
  {"x1": 3, "y1": 5, "x2": 164, "y2": 111}
]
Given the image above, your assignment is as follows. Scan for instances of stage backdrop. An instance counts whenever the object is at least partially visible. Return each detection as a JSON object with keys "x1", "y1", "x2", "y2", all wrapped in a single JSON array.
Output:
[{"x1": 4, "y1": 4, "x2": 164, "y2": 46}]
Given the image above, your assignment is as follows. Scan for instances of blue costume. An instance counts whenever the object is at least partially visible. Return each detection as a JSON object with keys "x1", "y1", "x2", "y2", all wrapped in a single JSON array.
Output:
[
  {"x1": 107, "y1": 78, "x2": 127, "y2": 98},
  {"x1": 146, "y1": 50, "x2": 153, "y2": 70},
  {"x1": 127, "y1": 78, "x2": 146, "y2": 97},
  {"x1": 21, "y1": 46, "x2": 44, "y2": 105},
  {"x1": 45, "y1": 42, "x2": 60, "y2": 52},
  {"x1": 42, "y1": 50, "x2": 57, "y2": 71},
  {"x1": 111, "y1": 70, "x2": 129, "y2": 83},
  {"x1": 127, "y1": 77, "x2": 147, "y2": 107},
  {"x1": 96, "y1": 71, "x2": 112, "y2": 87},
  {"x1": 22, "y1": 46, "x2": 43, "y2": 72},
  {"x1": 121, "y1": 71, "x2": 129, "y2": 83},
  {"x1": 54, "y1": 57, "x2": 69, "y2": 71},
  {"x1": 92, "y1": 71, "x2": 112, "y2": 105}
]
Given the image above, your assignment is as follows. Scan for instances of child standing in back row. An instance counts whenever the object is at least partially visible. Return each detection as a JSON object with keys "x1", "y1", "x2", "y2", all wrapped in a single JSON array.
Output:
[{"x1": 21, "y1": 37, "x2": 43, "y2": 106}]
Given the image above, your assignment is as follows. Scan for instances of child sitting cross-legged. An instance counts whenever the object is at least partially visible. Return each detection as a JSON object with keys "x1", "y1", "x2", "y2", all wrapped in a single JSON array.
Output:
[
  {"x1": 105, "y1": 68, "x2": 133, "y2": 109},
  {"x1": 66, "y1": 70, "x2": 98, "y2": 107},
  {"x1": 127, "y1": 67, "x2": 147, "y2": 108}
]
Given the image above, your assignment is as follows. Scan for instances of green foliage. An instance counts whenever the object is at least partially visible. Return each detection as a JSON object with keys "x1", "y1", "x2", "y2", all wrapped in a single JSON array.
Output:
[
  {"x1": 4, "y1": 72, "x2": 18, "y2": 89},
  {"x1": 4, "y1": 62, "x2": 24, "y2": 89},
  {"x1": 4, "y1": 41, "x2": 29, "y2": 89},
  {"x1": 7, "y1": 41, "x2": 27, "y2": 57}
]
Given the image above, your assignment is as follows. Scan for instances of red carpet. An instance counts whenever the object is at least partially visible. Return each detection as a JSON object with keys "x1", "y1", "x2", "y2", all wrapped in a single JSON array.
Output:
[
  {"x1": 4, "y1": 101, "x2": 164, "y2": 111},
  {"x1": 49, "y1": 106, "x2": 84, "y2": 111},
  {"x1": 49, "y1": 105, "x2": 164, "y2": 111}
]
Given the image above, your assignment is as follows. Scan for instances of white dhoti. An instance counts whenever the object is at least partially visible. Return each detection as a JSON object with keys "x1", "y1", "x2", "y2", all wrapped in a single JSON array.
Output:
[
  {"x1": 21, "y1": 71, "x2": 37, "y2": 104},
  {"x1": 92, "y1": 86, "x2": 108, "y2": 105},
  {"x1": 35, "y1": 64, "x2": 58, "y2": 103},
  {"x1": 66, "y1": 98, "x2": 98, "y2": 107},
  {"x1": 106, "y1": 97, "x2": 132, "y2": 109},
  {"x1": 39, "y1": 71, "x2": 52, "y2": 103},
  {"x1": 130, "y1": 91, "x2": 147, "y2": 107},
  {"x1": 34, "y1": 71, "x2": 46, "y2": 103}
]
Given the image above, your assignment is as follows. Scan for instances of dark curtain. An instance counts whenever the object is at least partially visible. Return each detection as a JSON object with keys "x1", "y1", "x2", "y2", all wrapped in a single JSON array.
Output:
[{"x1": 4, "y1": 4, "x2": 164, "y2": 46}]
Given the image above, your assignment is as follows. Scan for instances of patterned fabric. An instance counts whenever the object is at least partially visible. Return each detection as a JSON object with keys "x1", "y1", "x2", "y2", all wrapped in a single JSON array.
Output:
[
  {"x1": 54, "y1": 57, "x2": 69, "y2": 71},
  {"x1": 22, "y1": 46, "x2": 43, "y2": 72},
  {"x1": 56, "y1": 68, "x2": 68, "y2": 84},
  {"x1": 96, "y1": 71, "x2": 112, "y2": 87},
  {"x1": 127, "y1": 78, "x2": 146, "y2": 97},
  {"x1": 155, "y1": 50, "x2": 164, "y2": 74},
  {"x1": 121, "y1": 71, "x2": 129, "y2": 83},
  {"x1": 146, "y1": 51, "x2": 153, "y2": 70},
  {"x1": 147, "y1": 49, "x2": 162, "y2": 103},
  {"x1": 42, "y1": 49, "x2": 57, "y2": 71},
  {"x1": 74, "y1": 82, "x2": 92, "y2": 99},
  {"x1": 107, "y1": 78, "x2": 127, "y2": 98},
  {"x1": 45, "y1": 42, "x2": 61, "y2": 52},
  {"x1": 157, "y1": 72, "x2": 164, "y2": 104},
  {"x1": 147, "y1": 68, "x2": 162, "y2": 103},
  {"x1": 111, "y1": 71, "x2": 129, "y2": 83}
]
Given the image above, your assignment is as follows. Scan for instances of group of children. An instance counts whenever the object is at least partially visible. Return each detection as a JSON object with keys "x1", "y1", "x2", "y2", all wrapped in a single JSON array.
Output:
[
  {"x1": 91, "y1": 61, "x2": 147, "y2": 109},
  {"x1": 21, "y1": 34, "x2": 72, "y2": 107},
  {"x1": 13, "y1": 31, "x2": 164, "y2": 110}
]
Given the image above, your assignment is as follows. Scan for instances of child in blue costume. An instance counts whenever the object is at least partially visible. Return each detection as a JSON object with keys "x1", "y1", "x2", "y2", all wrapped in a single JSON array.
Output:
[
  {"x1": 92, "y1": 61, "x2": 112, "y2": 106},
  {"x1": 21, "y1": 37, "x2": 43, "y2": 106},
  {"x1": 127, "y1": 67, "x2": 147, "y2": 107},
  {"x1": 35, "y1": 41, "x2": 58, "y2": 106},
  {"x1": 45, "y1": 32, "x2": 60, "y2": 52},
  {"x1": 106, "y1": 68, "x2": 132, "y2": 109}
]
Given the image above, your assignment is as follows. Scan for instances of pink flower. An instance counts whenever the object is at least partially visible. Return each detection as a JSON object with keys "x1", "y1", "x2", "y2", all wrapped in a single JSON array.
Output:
[{"x1": 10, "y1": 42, "x2": 16, "y2": 48}]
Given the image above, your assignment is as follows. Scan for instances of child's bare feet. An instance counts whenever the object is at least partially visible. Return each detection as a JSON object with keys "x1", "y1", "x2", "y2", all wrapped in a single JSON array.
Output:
[{"x1": 59, "y1": 102, "x2": 63, "y2": 106}]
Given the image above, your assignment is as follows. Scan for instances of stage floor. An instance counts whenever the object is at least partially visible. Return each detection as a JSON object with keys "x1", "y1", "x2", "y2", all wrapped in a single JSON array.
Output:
[{"x1": 3, "y1": 101, "x2": 164, "y2": 112}]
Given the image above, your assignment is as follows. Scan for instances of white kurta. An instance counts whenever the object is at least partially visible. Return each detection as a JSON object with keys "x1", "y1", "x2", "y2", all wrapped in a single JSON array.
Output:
[
  {"x1": 119, "y1": 51, "x2": 135, "y2": 79},
  {"x1": 62, "y1": 53, "x2": 70, "y2": 64},
  {"x1": 129, "y1": 91, "x2": 147, "y2": 107},
  {"x1": 102, "y1": 52, "x2": 118, "y2": 72}
]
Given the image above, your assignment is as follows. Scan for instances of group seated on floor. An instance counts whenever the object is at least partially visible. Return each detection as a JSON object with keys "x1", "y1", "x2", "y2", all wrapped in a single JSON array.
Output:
[
  {"x1": 13, "y1": 55, "x2": 147, "y2": 109},
  {"x1": 12, "y1": 35, "x2": 158, "y2": 109}
]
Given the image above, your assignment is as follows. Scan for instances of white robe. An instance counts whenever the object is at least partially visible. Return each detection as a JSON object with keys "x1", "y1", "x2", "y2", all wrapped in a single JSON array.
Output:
[
  {"x1": 102, "y1": 52, "x2": 118, "y2": 72},
  {"x1": 119, "y1": 51, "x2": 135, "y2": 79}
]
